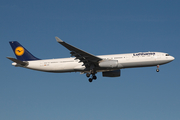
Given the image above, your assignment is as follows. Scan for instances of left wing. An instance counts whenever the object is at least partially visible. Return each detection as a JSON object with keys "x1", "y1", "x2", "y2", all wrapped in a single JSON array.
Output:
[{"x1": 55, "y1": 37, "x2": 102, "y2": 67}]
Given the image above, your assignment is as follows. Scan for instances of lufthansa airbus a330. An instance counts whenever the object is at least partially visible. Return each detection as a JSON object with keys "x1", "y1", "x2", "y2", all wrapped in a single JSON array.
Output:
[{"x1": 7, "y1": 37, "x2": 175, "y2": 82}]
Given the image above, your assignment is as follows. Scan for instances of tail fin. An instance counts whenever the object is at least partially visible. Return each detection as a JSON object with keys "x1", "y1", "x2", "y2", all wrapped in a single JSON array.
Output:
[{"x1": 9, "y1": 41, "x2": 40, "y2": 61}]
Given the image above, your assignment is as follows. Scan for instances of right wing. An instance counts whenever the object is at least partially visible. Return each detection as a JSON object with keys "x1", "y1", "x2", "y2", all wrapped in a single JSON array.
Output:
[{"x1": 55, "y1": 37, "x2": 102, "y2": 67}]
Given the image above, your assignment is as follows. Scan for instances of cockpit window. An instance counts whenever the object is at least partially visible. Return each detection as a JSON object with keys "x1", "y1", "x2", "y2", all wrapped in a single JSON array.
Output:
[{"x1": 166, "y1": 54, "x2": 170, "y2": 56}]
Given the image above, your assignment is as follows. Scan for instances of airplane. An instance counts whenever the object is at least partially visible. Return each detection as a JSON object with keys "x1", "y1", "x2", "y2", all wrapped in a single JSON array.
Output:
[{"x1": 7, "y1": 37, "x2": 175, "y2": 82}]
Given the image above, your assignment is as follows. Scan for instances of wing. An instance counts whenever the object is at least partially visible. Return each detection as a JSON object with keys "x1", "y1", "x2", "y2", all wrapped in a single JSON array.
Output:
[{"x1": 55, "y1": 37, "x2": 102, "y2": 67}]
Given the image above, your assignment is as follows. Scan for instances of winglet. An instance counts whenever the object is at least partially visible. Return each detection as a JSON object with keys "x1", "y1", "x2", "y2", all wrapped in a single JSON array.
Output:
[{"x1": 55, "y1": 37, "x2": 63, "y2": 43}]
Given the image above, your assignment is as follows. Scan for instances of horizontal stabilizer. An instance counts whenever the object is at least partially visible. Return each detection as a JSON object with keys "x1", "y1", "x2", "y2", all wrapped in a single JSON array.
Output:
[{"x1": 6, "y1": 57, "x2": 28, "y2": 66}]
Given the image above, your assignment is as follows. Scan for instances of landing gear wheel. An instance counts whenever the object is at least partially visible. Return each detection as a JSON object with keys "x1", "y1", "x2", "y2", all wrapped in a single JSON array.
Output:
[
  {"x1": 86, "y1": 73, "x2": 90, "y2": 78},
  {"x1": 89, "y1": 78, "x2": 93, "y2": 82},
  {"x1": 92, "y1": 75, "x2": 97, "y2": 80}
]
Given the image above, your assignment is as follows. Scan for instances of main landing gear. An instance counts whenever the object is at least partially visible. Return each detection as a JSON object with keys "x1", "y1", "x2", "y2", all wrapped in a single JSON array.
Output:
[
  {"x1": 156, "y1": 65, "x2": 160, "y2": 72},
  {"x1": 86, "y1": 65, "x2": 97, "y2": 82},
  {"x1": 86, "y1": 73, "x2": 97, "y2": 82}
]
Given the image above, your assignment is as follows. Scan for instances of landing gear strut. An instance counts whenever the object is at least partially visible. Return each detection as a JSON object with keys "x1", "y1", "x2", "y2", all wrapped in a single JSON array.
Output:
[
  {"x1": 87, "y1": 64, "x2": 97, "y2": 82},
  {"x1": 156, "y1": 65, "x2": 160, "y2": 72}
]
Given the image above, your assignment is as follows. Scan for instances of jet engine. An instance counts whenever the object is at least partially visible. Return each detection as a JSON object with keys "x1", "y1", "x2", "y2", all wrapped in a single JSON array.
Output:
[{"x1": 102, "y1": 70, "x2": 121, "y2": 77}]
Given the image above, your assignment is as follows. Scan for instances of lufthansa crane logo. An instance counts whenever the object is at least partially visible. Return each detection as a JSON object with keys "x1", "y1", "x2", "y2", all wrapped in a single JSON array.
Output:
[{"x1": 15, "y1": 46, "x2": 25, "y2": 56}]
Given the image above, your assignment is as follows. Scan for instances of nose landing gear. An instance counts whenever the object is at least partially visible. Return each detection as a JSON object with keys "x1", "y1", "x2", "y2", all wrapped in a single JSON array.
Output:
[{"x1": 156, "y1": 65, "x2": 160, "y2": 72}]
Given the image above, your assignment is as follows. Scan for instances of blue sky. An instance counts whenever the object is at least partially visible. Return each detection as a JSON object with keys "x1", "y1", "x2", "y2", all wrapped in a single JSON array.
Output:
[{"x1": 1, "y1": 0, "x2": 180, "y2": 120}]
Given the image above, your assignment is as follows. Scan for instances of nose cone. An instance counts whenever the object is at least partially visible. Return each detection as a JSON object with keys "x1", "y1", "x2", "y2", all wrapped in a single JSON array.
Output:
[{"x1": 170, "y1": 56, "x2": 175, "y2": 61}]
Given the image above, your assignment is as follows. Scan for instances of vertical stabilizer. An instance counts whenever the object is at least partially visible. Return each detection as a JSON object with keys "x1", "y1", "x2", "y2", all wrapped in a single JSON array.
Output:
[{"x1": 9, "y1": 41, "x2": 40, "y2": 61}]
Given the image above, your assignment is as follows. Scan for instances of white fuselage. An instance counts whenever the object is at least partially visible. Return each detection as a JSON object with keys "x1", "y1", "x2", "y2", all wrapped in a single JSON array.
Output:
[{"x1": 15, "y1": 52, "x2": 174, "y2": 73}]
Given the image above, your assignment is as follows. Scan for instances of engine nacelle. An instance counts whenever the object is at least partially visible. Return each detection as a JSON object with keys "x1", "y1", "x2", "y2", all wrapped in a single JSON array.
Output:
[
  {"x1": 102, "y1": 70, "x2": 121, "y2": 77},
  {"x1": 99, "y1": 60, "x2": 118, "y2": 68}
]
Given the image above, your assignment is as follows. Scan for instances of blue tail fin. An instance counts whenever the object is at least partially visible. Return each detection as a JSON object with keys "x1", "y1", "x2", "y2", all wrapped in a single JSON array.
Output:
[{"x1": 9, "y1": 41, "x2": 40, "y2": 61}]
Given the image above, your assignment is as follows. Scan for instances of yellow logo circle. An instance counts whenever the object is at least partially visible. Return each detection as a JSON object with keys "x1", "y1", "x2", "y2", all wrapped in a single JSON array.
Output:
[{"x1": 15, "y1": 46, "x2": 25, "y2": 56}]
